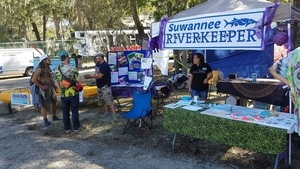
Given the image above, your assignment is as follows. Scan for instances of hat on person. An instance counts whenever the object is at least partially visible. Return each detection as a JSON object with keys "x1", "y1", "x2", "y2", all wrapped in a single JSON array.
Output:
[
  {"x1": 58, "y1": 50, "x2": 69, "y2": 58},
  {"x1": 39, "y1": 54, "x2": 48, "y2": 64},
  {"x1": 93, "y1": 52, "x2": 104, "y2": 59}
]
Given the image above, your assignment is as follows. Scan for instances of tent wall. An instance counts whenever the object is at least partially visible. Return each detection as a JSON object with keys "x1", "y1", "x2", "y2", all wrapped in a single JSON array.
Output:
[{"x1": 203, "y1": 44, "x2": 274, "y2": 78}]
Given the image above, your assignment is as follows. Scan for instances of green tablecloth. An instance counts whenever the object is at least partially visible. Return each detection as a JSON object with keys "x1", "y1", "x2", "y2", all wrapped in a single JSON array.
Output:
[{"x1": 163, "y1": 108, "x2": 287, "y2": 154}]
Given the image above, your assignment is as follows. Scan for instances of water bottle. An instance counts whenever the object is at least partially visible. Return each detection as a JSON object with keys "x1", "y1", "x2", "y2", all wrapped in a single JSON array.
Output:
[{"x1": 252, "y1": 73, "x2": 257, "y2": 82}]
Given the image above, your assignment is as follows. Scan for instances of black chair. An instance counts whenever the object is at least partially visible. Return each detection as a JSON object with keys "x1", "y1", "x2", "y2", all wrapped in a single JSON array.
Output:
[{"x1": 150, "y1": 79, "x2": 173, "y2": 110}]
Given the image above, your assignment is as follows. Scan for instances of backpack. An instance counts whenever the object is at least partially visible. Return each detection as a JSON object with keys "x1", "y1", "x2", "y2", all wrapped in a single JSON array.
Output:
[
  {"x1": 29, "y1": 67, "x2": 45, "y2": 86},
  {"x1": 168, "y1": 73, "x2": 189, "y2": 90}
]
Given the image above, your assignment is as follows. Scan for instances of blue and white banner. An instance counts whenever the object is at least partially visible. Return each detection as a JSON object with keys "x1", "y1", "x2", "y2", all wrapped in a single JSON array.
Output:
[
  {"x1": 11, "y1": 93, "x2": 31, "y2": 105},
  {"x1": 164, "y1": 9, "x2": 266, "y2": 50}
]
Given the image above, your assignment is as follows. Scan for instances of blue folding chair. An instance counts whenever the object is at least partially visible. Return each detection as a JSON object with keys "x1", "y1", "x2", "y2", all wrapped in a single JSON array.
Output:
[{"x1": 121, "y1": 90, "x2": 153, "y2": 134}]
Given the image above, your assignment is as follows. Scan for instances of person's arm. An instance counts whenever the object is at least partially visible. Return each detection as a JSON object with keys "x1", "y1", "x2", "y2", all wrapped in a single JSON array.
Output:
[
  {"x1": 52, "y1": 68, "x2": 61, "y2": 92},
  {"x1": 269, "y1": 65, "x2": 289, "y2": 85},
  {"x1": 50, "y1": 78, "x2": 59, "y2": 93},
  {"x1": 269, "y1": 64, "x2": 296, "y2": 103},
  {"x1": 32, "y1": 68, "x2": 47, "y2": 90},
  {"x1": 75, "y1": 71, "x2": 82, "y2": 83},
  {"x1": 204, "y1": 72, "x2": 213, "y2": 84},
  {"x1": 188, "y1": 74, "x2": 193, "y2": 92},
  {"x1": 89, "y1": 73, "x2": 104, "y2": 79},
  {"x1": 85, "y1": 65, "x2": 107, "y2": 79},
  {"x1": 84, "y1": 72, "x2": 104, "y2": 79},
  {"x1": 54, "y1": 80, "x2": 60, "y2": 91},
  {"x1": 204, "y1": 64, "x2": 213, "y2": 84}
]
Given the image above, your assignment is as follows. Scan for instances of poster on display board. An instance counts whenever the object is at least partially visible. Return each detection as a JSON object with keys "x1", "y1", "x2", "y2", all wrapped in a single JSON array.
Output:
[{"x1": 107, "y1": 50, "x2": 150, "y2": 85}]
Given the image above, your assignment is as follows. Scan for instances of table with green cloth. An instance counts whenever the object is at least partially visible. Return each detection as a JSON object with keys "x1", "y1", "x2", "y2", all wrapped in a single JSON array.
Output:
[{"x1": 163, "y1": 107, "x2": 293, "y2": 155}]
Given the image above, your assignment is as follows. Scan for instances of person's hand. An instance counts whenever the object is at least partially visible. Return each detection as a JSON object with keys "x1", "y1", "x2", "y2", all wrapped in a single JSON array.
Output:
[
  {"x1": 40, "y1": 85, "x2": 48, "y2": 90},
  {"x1": 75, "y1": 82, "x2": 84, "y2": 92},
  {"x1": 84, "y1": 74, "x2": 91, "y2": 79},
  {"x1": 203, "y1": 78, "x2": 208, "y2": 84},
  {"x1": 54, "y1": 85, "x2": 59, "y2": 93}
]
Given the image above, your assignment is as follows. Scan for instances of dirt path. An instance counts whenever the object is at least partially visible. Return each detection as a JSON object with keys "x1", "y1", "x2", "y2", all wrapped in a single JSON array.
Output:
[{"x1": 0, "y1": 95, "x2": 300, "y2": 169}]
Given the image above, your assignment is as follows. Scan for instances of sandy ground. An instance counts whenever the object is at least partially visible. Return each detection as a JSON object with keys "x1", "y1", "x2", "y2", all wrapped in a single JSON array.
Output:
[{"x1": 1, "y1": 90, "x2": 300, "y2": 169}]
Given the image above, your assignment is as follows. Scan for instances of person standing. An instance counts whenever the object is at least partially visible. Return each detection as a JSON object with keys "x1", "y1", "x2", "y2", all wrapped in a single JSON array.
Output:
[
  {"x1": 84, "y1": 52, "x2": 116, "y2": 120},
  {"x1": 71, "y1": 53, "x2": 82, "y2": 69},
  {"x1": 53, "y1": 50, "x2": 82, "y2": 133},
  {"x1": 31, "y1": 54, "x2": 59, "y2": 127},
  {"x1": 188, "y1": 53, "x2": 213, "y2": 101},
  {"x1": 269, "y1": 47, "x2": 300, "y2": 136}
]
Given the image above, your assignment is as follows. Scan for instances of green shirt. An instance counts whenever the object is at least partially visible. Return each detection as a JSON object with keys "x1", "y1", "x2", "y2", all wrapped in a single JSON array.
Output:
[{"x1": 54, "y1": 64, "x2": 79, "y2": 97}]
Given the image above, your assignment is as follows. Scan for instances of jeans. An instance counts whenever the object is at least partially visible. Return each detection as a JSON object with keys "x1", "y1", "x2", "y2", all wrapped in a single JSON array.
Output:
[
  {"x1": 191, "y1": 89, "x2": 208, "y2": 100},
  {"x1": 61, "y1": 94, "x2": 81, "y2": 130}
]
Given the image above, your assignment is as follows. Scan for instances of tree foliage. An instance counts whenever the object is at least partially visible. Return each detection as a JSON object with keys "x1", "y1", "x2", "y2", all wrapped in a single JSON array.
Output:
[{"x1": 0, "y1": 0, "x2": 298, "y2": 45}]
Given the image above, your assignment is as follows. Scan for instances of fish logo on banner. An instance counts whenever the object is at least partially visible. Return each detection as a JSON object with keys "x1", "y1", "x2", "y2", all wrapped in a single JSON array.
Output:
[{"x1": 224, "y1": 18, "x2": 258, "y2": 27}]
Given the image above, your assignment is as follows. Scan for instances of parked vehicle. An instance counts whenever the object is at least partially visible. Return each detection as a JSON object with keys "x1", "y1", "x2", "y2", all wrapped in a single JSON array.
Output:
[{"x1": 0, "y1": 48, "x2": 44, "y2": 77}]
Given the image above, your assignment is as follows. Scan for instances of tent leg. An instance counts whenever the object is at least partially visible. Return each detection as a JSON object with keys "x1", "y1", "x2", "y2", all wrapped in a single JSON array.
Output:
[{"x1": 172, "y1": 133, "x2": 178, "y2": 150}]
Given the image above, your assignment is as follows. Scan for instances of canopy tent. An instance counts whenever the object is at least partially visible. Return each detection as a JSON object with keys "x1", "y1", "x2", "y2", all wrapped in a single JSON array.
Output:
[
  {"x1": 169, "y1": 0, "x2": 300, "y2": 22},
  {"x1": 149, "y1": 1, "x2": 300, "y2": 159},
  {"x1": 150, "y1": 0, "x2": 300, "y2": 77},
  {"x1": 150, "y1": 0, "x2": 300, "y2": 51}
]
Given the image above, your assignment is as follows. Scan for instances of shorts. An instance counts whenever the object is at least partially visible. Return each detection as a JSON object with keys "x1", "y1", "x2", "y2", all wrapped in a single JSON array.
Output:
[
  {"x1": 190, "y1": 89, "x2": 208, "y2": 100},
  {"x1": 97, "y1": 85, "x2": 113, "y2": 104},
  {"x1": 39, "y1": 85, "x2": 56, "y2": 107}
]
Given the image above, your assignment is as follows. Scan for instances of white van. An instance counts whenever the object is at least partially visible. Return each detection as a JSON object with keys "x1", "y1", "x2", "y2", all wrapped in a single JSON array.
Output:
[{"x1": 0, "y1": 48, "x2": 44, "y2": 77}]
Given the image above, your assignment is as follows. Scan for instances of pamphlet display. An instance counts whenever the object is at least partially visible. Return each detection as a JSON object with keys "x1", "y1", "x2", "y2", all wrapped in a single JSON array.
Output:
[{"x1": 107, "y1": 50, "x2": 151, "y2": 85}]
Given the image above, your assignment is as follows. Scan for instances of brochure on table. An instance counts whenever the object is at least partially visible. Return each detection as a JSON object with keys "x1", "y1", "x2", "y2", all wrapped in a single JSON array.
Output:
[
  {"x1": 107, "y1": 50, "x2": 152, "y2": 85},
  {"x1": 201, "y1": 104, "x2": 294, "y2": 131}
]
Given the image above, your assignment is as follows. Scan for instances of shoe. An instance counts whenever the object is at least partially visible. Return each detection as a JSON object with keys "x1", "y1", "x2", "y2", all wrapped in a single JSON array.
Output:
[
  {"x1": 74, "y1": 125, "x2": 84, "y2": 132},
  {"x1": 52, "y1": 116, "x2": 60, "y2": 121},
  {"x1": 65, "y1": 130, "x2": 71, "y2": 134},
  {"x1": 104, "y1": 113, "x2": 111, "y2": 117},
  {"x1": 44, "y1": 121, "x2": 51, "y2": 127}
]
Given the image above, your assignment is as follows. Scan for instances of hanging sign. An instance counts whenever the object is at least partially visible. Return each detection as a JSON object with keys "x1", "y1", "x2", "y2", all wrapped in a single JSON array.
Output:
[{"x1": 163, "y1": 8, "x2": 266, "y2": 50}]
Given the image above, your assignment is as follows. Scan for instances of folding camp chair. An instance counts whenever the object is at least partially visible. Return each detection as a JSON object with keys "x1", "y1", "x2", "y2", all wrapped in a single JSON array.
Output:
[
  {"x1": 121, "y1": 90, "x2": 153, "y2": 134},
  {"x1": 150, "y1": 79, "x2": 173, "y2": 110},
  {"x1": 208, "y1": 70, "x2": 220, "y2": 99}
]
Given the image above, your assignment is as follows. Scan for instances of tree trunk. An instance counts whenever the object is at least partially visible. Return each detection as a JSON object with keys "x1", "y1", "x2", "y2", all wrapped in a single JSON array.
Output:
[
  {"x1": 52, "y1": 9, "x2": 61, "y2": 40},
  {"x1": 31, "y1": 22, "x2": 41, "y2": 41},
  {"x1": 130, "y1": 0, "x2": 144, "y2": 45},
  {"x1": 181, "y1": 50, "x2": 187, "y2": 75},
  {"x1": 173, "y1": 50, "x2": 181, "y2": 74},
  {"x1": 76, "y1": 0, "x2": 82, "y2": 30},
  {"x1": 87, "y1": 16, "x2": 93, "y2": 30},
  {"x1": 23, "y1": 20, "x2": 28, "y2": 41},
  {"x1": 42, "y1": 14, "x2": 47, "y2": 41}
]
